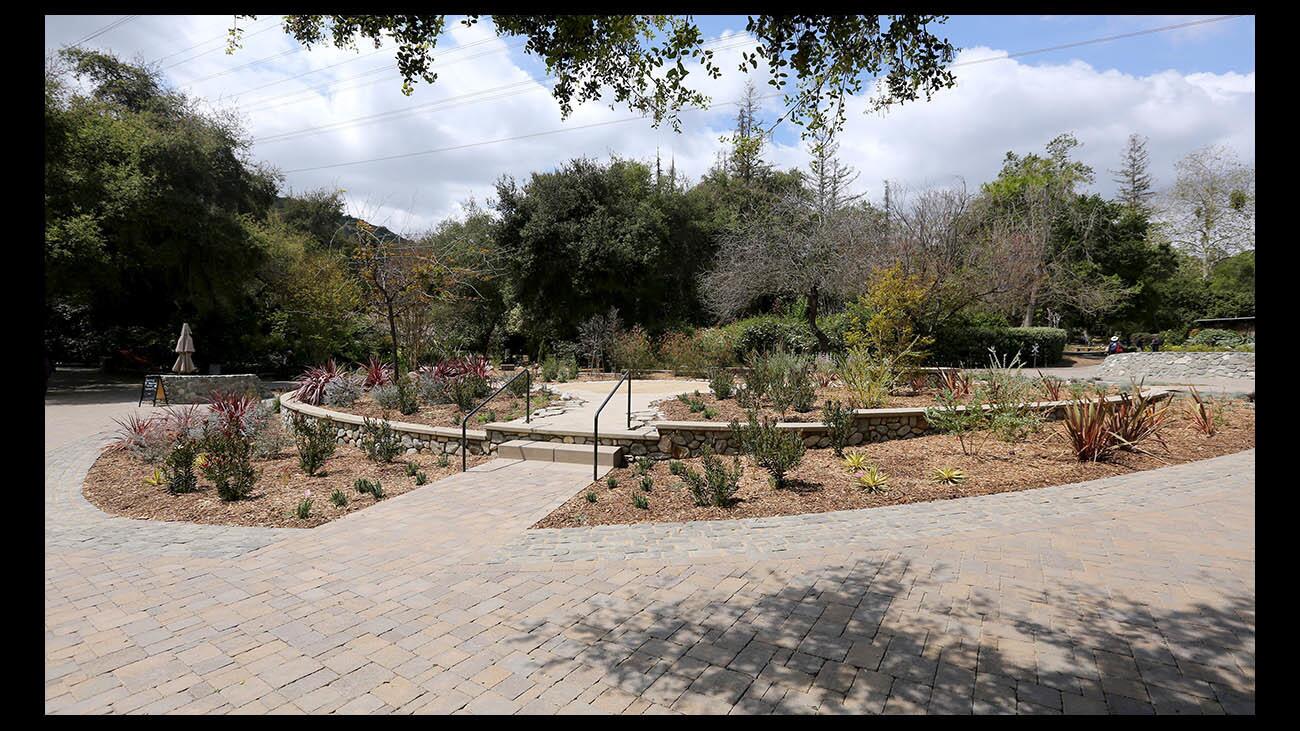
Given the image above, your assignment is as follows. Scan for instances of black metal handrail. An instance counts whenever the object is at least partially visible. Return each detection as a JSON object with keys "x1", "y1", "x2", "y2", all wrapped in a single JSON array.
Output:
[
  {"x1": 461, "y1": 368, "x2": 531, "y2": 472},
  {"x1": 592, "y1": 371, "x2": 632, "y2": 480}
]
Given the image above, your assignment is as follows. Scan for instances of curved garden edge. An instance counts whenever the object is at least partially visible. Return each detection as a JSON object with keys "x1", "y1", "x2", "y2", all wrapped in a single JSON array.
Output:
[{"x1": 280, "y1": 386, "x2": 1177, "y2": 459}]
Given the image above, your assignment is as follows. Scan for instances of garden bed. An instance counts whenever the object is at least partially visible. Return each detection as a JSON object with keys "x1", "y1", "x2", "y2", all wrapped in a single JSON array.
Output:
[
  {"x1": 331, "y1": 389, "x2": 564, "y2": 429},
  {"x1": 653, "y1": 382, "x2": 1121, "y2": 424},
  {"x1": 83, "y1": 418, "x2": 490, "y2": 528},
  {"x1": 533, "y1": 398, "x2": 1254, "y2": 529}
]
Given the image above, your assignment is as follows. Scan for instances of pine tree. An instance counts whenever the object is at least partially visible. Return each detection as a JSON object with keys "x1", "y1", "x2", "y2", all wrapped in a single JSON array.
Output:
[
  {"x1": 1112, "y1": 133, "x2": 1155, "y2": 214},
  {"x1": 726, "y1": 80, "x2": 769, "y2": 183},
  {"x1": 806, "y1": 127, "x2": 861, "y2": 215}
]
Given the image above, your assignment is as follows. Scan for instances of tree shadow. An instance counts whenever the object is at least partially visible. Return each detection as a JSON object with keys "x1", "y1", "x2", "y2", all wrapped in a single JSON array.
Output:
[{"x1": 496, "y1": 557, "x2": 1253, "y2": 715}]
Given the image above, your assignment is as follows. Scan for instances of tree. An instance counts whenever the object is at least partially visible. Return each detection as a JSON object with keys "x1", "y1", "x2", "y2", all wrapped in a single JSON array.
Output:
[
  {"x1": 45, "y1": 49, "x2": 279, "y2": 368},
  {"x1": 1111, "y1": 133, "x2": 1155, "y2": 215},
  {"x1": 494, "y1": 157, "x2": 713, "y2": 351},
  {"x1": 1157, "y1": 145, "x2": 1255, "y2": 279},
  {"x1": 980, "y1": 133, "x2": 1096, "y2": 326},
  {"x1": 233, "y1": 14, "x2": 956, "y2": 136},
  {"x1": 723, "y1": 80, "x2": 771, "y2": 183},
  {"x1": 806, "y1": 127, "x2": 861, "y2": 216},
  {"x1": 702, "y1": 187, "x2": 881, "y2": 352}
]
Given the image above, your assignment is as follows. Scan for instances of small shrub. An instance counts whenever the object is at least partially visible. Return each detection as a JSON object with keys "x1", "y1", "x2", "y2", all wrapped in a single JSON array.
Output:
[
  {"x1": 611, "y1": 325, "x2": 659, "y2": 372},
  {"x1": 368, "y1": 481, "x2": 385, "y2": 500},
  {"x1": 680, "y1": 447, "x2": 743, "y2": 507},
  {"x1": 585, "y1": 490, "x2": 598, "y2": 503},
  {"x1": 506, "y1": 372, "x2": 530, "y2": 398},
  {"x1": 924, "y1": 389, "x2": 986, "y2": 456},
  {"x1": 938, "y1": 368, "x2": 972, "y2": 399},
  {"x1": 330, "y1": 489, "x2": 348, "y2": 507},
  {"x1": 447, "y1": 374, "x2": 490, "y2": 412},
  {"x1": 1108, "y1": 382, "x2": 1170, "y2": 453},
  {"x1": 841, "y1": 451, "x2": 869, "y2": 472},
  {"x1": 640, "y1": 474, "x2": 654, "y2": 492},
  {"x1": 812, "y1": 355, "x2": 838, "y2": 387},
  {"x1": 250, "y1": 418, "x2": 289, "y2": 460},
  {"x1": 359, "y1": 417, "x2": 402, "y2": 463},
  {"x1": 1185, "y1": 386, "x2": 1222, "y2": 436},
  {"x1": 668, "y1": 460, "x2": 686, "y2": 476},
  {"x1": 708, "y1": 368, "x2": 734, "y2": 399},
  {"x1": 632, "y1": 493, "x2": 650, "y2": 510},
  {"x1": 436, "y1": 453, "x2": 450, "y2": 468},
  {"x1": 395, "y1": 374, "x2": 419, "y2": 415},
  {"x1": 291, "y1": 414, "x2": 337, "y2": 476},
  {"x1": 821, "y1": 399, "x2": 854, "y2": 457},
  {"x1": 606, "y1": 475, "x2": 618, "y2": 489},
  {"x1": 856, "y1": 465, "x2": 889, "y2": 493},
  {"x1": 112, "y1": 414, "x2": 168, "y2": 462},
  {"x1": 414, "y1": 471, "x2": 428, "y2": 485},
  {"x1": 980, "y1": 350, "x2": 1044, "y2": 442},
  {"x1": 764, "y1": 350, "x2": 815, "y2": 414},
  {"x1": 541, "y1": 355, "x2": 561, "y2": 382},
  {"x1": 1039, "y1": 372, "x2": 1065, "y2": 401},
  {"x1": 1187, "y1": 328, "x2": 1245, "y2": 347},
  {"x1": 296, "y1": 493, "x2": 313, "y2": 519},
  {"x1": 354, "y1": 477, "x2": 377, "y2": 494},
  {"x1": 324, "y1": 373, "x2": 364, "y2": 406},
  {"x1": 702, "y1": 407, "x2": 719, "y2": 420},
  {"x1": 199, "y1": 428, "x2": 258, "y2": 501},
  {"x1": 371, "y1": 383, "x2": 403, "y2": 410},
  {"x1": 634, "y1": 457, "x2": 652, "y2": 475},
  {"x1": 837, "y1": 347, "x2": 895, "y2": 409},
  {"x1": 932, "y1": 467, "x2": 967, "y2": 486},
  {"x1": 162, "y1": 437, "x2": 200, "y2": 494},
  {"x1": 729, "y1": 410, "x2": 805, "y2": 488},
  {"x1": 405, "y1": 462, "x2": 419, "y2": 477}
]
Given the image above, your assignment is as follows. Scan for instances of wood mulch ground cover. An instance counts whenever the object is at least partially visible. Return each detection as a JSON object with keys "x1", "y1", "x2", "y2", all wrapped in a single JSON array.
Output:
[
  {"x1": 533, "y1": 397, "x2": 1254, "y2": 529},
  {"x1": 335, "y1": 389, "x2": 563, "y2": 429},
  {"x1": 83, "y1": 419, "x2": 489, "y2": 528}
]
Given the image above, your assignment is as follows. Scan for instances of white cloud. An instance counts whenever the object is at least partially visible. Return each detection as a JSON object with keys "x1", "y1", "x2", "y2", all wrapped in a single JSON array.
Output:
[{"x1": 45, "y1": 17, "x2": 1255, "y2": 233}]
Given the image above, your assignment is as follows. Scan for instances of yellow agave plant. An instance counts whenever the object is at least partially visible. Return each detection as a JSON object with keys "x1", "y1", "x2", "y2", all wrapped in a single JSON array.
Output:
[
  {"x1": 932, "y1": 467, "x2": 967, "y2": 486},
  {"x1": 144, "y1": 468, "x2": 164, "y2": 486},
  {"x1": 841, "y1": 451, "x2": 870, "y2": 472},
  {"x1": 856, "y1": 466, "x2": 889, "y2": 493},
  {"x1": 193, "y1": 452, "x2": 209, "y2": 470}
]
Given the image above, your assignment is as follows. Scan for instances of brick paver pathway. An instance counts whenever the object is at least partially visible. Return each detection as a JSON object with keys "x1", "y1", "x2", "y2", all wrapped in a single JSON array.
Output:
[{"x1": 46, "y1": 400, "x2": 1254, "y2": 714}]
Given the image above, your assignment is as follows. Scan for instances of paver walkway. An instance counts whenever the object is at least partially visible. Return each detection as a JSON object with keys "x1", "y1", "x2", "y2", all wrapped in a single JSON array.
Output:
[{"x1": 45, "y1": 386, "x2": 1255, "y2": 714}]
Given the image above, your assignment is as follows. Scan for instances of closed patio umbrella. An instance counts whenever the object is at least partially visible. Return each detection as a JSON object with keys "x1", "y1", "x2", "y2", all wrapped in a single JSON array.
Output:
[{"x1": 172, "y1": 322, "x2": 197, "y2": 374}]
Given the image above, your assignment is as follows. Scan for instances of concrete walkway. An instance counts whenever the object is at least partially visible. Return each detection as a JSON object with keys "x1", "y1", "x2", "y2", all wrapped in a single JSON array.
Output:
[
  {"x1": 45, "y1": 381, "x2": 1254, "y2": 715},
  {"x1": 515, "y1": 379, "x2": 708, "y2": 433}
]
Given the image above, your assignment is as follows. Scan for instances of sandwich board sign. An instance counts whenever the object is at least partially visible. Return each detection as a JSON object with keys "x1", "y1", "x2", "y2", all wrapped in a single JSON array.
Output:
[{"x1": 139, "y1": 375, "x2": 169, "y2": 407}]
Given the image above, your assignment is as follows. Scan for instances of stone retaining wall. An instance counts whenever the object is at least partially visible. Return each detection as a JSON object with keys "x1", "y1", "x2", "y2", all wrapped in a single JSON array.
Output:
[
  {"x1": 279, "y1": 392, "x2": 492, "y2": 456},
  {"x1": 161, "y1": 374, "x2": 261, "y2": 404},
  {"x1": 1095, "y1": 352, "x2": 1255, "y2": 381},
  {"x1": 653, "y1": 390, "x2": 1168, "y2": 458}
]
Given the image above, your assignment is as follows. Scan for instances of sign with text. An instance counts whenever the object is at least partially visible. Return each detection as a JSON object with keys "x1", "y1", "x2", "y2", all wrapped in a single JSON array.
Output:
[{"x1": 139, "y1": 375, "x2": 168, "y2": 407}]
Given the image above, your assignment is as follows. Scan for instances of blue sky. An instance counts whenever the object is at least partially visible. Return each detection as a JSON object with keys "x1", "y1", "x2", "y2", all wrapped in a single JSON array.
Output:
[{"x1": 45, "y1": 14, "x2": 1256, "y2": 230}]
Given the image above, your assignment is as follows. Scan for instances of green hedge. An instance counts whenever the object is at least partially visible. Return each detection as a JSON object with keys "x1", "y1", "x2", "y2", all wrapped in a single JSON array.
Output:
[{"x1": 927, "y1": 326, "x2": 1067, "y2": 367}]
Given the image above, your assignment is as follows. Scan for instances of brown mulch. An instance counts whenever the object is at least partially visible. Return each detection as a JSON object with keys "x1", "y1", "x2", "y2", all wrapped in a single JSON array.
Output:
[
  {"x1": 533, "y1": 398, "x2": 1255, "y2": 529},
  {"x1": 83, "y1": 420, "x2": 490, "y2": 528},
  {"x1": 337, "y1": 390, "x2": 562, "y2": 429}
]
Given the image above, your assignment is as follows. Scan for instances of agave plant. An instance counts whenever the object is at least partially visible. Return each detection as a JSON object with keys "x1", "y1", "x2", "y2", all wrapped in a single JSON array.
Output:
[
  {"x1": 841, "y1": 451, "x2": 870, "y2": 472},
  {"x1": 359, "y1": 356, "x2": 394, "y2": 389},
  {"x1": 931, "y1": 466, "x2": 967, "y2": 486},
  {"x1": 856, "y1": 465, "x2": 889, "y2": 493},
  {"x1": 295, "y1": 359, "x2": 342, "y2": 406}
]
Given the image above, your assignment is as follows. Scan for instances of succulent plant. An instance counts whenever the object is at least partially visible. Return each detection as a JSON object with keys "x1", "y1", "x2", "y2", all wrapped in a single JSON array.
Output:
[
  {"x1": 931, "y1": 466, "x2": 967, "y2": 486},
  {"x1": 856, "y1": 465, "x2": 889, "y2": 493}
]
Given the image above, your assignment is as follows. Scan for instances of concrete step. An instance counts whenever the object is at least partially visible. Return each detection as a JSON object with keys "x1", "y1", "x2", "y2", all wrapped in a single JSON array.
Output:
[{"x1": 497, "y1": 439, "x2": 625, "y2": 467}]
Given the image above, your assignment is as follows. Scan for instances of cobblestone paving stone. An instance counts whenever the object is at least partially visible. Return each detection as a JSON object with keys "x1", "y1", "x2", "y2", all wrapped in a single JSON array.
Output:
[{"x1": 46, "y1": 406, "x2": 1254, "y2": 715}]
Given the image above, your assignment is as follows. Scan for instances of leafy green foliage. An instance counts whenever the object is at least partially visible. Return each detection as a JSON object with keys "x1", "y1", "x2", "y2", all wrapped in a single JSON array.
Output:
[
  {"x1": 296, "y1": 495, "x2": 313, "y2": 519},
  {"x1": 199, "y1": 428, "x2": 258, "y2": 502},
  {"x1": 360, "y1": 417, "x2": 403, "y2": 463},
  {"x1": 291, "y1": 413, "x2": 336, "y2": 476},
  {"x1": 162, "y1": 437, "x2": 200, "y2": 494},
  {"x1": 821, "y1": 400, "x2": 854, "y2": 457},
  {"x1": 680, "y1": 448, "x2": 744, "y2": 507},
  {"x1": 632, "y1": 493, "x2": 650, "y2": 510},
  {"x1": 330, "y1": 489, "x2": 348, "y2": 507},
  {"x1": 729, "y1": 410, "x2": 805, "y2": 488}
]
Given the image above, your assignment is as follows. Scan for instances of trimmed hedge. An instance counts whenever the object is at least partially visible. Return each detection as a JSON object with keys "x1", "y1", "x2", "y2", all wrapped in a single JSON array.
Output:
[{"x1": 927, "y1": 326, "x2": 1067, "y2": 367}]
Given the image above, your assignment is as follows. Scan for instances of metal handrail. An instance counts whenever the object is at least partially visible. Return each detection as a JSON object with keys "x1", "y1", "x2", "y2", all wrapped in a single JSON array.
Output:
[
  {"x1": 461, "y1": 368, "x2": 531, "y2": 472},
  {"x1": 592, "y1": 371, "x2": 632, "y2": 480}
]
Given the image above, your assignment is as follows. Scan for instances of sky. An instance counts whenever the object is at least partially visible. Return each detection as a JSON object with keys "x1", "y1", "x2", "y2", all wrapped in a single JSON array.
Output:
[{"x1": 44, "y1": 14, "x2": 1255, "y2": 234}]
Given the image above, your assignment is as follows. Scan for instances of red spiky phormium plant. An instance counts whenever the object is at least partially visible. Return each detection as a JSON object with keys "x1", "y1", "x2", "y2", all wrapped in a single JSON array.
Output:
[
  {"x1": 295, "y1": 359, "x2": 341, "y2": 405},
  {"x1": 208, "y1": 391, "x2": 258, "y2": 434},
  {"x1": 360, "y1": 355, "x2": 393, "y2": 389}
]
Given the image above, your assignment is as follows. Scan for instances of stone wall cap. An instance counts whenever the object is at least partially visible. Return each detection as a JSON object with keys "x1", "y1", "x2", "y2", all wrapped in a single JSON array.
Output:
[{"x1": 280, "y1": 392, "x2": 486, "y2": 439}]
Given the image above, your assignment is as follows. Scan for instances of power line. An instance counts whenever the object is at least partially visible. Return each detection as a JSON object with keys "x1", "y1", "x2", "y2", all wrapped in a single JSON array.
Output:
[
  {"x1": 283, "y1": 92, "x2": 784, "y2": 174},
  {"x1": 63, "y1": 15, "x2": 136, "y2": 50},
  {"x1": 254, "y1": 37, "x2": 759, "y2": 144},
  {"x1": 150, "y1": 15, "x2": 278, "y2": 66},
  {"x1": 951, "y1": 14, "x2": 1246, "y2": 68},
  {"x1": 277, "y1": 17, "x2": 1240, "y2": 176},
  {"x1": 160, "y1": 22, "x2": 281, "y2": 71}
]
